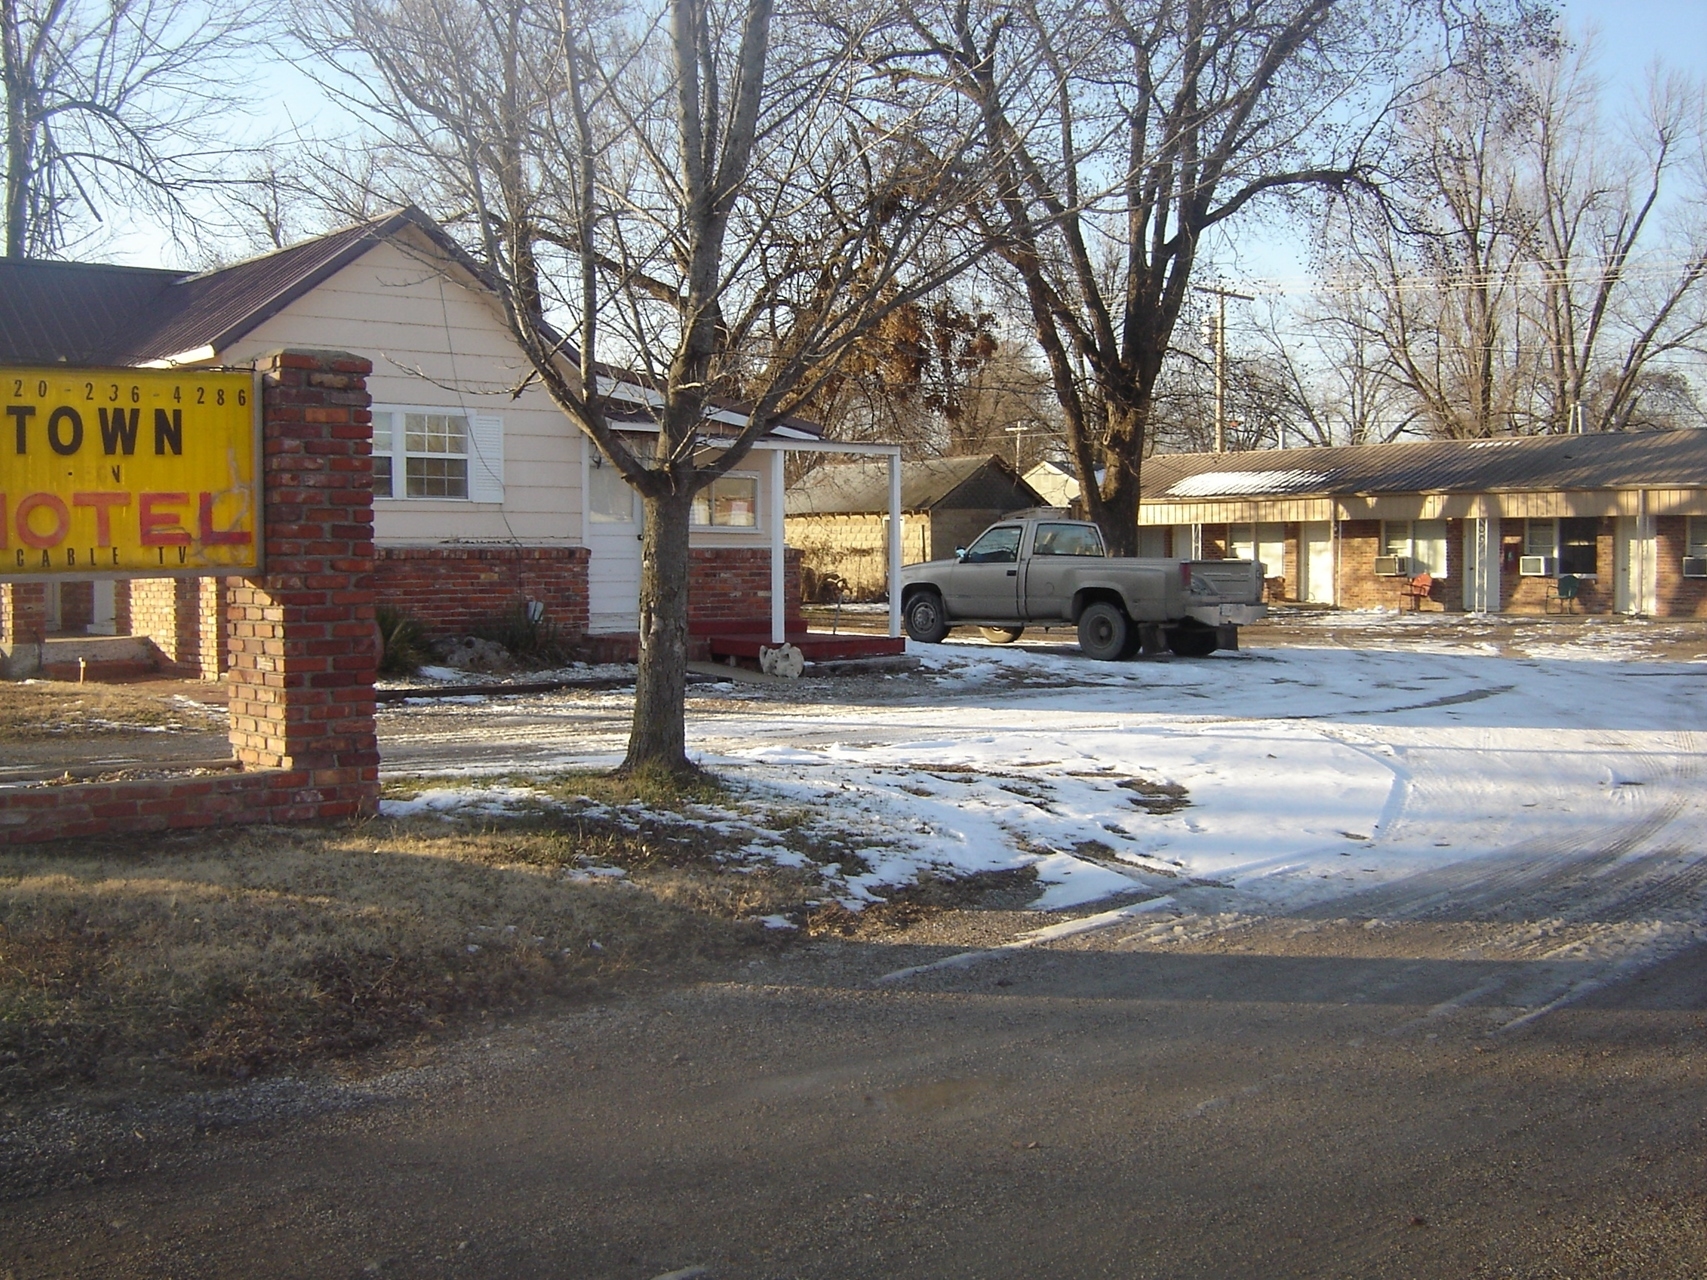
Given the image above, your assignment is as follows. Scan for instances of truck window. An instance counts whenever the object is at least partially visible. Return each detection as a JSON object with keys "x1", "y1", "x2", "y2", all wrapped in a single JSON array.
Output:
[
  {"x1": 963, "y1": 526, "x2": 1022, "y2": 563},
  {"x1": 1033, "y1": 523, "x2": 1105, "y2": 557}
]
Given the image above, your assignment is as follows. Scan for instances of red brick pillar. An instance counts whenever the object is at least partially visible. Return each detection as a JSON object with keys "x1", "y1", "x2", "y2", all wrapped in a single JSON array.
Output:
[
  {"x1": 1, "y1": 582, "x2": 48, "y2": 645},
  {"x1": 226, "y1": 350, "x2": 379, "y2": 817}
]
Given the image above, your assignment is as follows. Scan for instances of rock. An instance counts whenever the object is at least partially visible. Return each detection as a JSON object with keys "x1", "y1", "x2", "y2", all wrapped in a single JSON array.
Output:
[{"x1": 434, "y1": 636, "x2": 513, "y2": 672}]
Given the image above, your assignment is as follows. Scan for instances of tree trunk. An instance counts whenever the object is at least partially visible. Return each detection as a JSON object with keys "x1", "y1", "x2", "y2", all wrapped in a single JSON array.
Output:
[{"x1": 620, "y1": 486, "x2": 696, "y2": 776}]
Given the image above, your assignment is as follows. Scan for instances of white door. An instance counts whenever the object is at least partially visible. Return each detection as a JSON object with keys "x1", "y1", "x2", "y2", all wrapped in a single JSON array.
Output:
[
  {"x1": 1615, "y1": 517, "x2": 1657, "y2": 615},
  {"x1": 586, "y1": 457, "x2": 642, "y2": 633},
  {"x1": 90, "y1": 581, "x2": 117, "y2": 635},
  {"x1": 1299, "y1": 522, "x2": 1334, "y2": 604},
  {"x1": 1462, "y1": 518, "x2": 1500, "y2": 613}
]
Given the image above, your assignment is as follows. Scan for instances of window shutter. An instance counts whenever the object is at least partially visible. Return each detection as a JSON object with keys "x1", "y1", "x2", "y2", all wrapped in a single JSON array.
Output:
[{"x1": 467, "y1": 414, "x2": 504, "y2": 503}]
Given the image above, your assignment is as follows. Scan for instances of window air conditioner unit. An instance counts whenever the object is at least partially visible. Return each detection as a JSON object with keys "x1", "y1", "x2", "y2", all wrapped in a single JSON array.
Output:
[
  {"x1": 1373, "y1": 555, "x2": 1408, "y2": 577},
  {"x1": 1683, "y1": 557, "x2": 1707, "y2": 579},
  {"x1": 1519, "y1": 555, "x2": 1556, "y2": 577}
]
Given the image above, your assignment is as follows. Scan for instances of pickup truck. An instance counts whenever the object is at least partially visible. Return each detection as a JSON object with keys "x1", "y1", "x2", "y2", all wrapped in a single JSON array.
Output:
[{"x1": 898, "y1": 513, "x2": 1267, "y2": 659}]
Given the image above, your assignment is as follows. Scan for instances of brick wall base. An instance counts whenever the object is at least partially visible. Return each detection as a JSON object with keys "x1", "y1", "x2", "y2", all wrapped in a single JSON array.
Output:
[
  {"x1": 0, "y1": 768, "x2": 363, "y2": 847},
  {"x1": 375, "y1": 546, "x2": 590, "y2": 639},
  {"x1": 688, "y1": 547, "x2": 804, "y2": 628}
]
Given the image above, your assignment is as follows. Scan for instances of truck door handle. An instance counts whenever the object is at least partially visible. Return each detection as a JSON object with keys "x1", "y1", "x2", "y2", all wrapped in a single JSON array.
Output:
[{"x1": 1006, "y1": 569, "x2": 1017, "y2": 576}]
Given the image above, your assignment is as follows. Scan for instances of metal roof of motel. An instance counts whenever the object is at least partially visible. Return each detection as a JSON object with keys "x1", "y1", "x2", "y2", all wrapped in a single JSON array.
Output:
[{"x1": 1140, "y1": 431, "x2": 1707, "y2": 501}]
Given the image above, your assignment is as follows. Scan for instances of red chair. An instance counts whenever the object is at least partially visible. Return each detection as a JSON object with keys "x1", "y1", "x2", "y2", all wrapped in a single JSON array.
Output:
[{"x1": 1403, "y1": 573, "x2": 1434, "y2": 611}]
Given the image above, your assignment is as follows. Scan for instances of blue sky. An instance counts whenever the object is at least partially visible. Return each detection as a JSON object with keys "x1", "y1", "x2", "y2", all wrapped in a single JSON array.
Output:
[
  {"x1": 108, "y1": 0, "x2": 1707, "y2": 271},
  {"x1": 1562, "y1": 0, "x2": 1707, "y2": 85}
]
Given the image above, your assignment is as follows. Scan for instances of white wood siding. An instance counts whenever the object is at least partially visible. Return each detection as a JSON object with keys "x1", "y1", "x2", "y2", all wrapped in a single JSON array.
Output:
[{"x1": 220, "y1": 236, "x2": 583, "y2": 547}]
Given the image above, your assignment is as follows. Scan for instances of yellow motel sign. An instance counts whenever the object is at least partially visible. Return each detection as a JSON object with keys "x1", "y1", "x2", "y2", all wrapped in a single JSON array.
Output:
[{"x1": 0, "y1": 367, "x2": 261, "y2": 580}]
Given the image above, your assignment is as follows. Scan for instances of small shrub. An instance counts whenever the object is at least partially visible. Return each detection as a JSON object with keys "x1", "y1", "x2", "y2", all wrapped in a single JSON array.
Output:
[
  {"x1": 472, "y1": 598, "x2": 571, "y2": 667},
  {"x1": 376, "y1": 606, "x2": 430, "y2": 676}
]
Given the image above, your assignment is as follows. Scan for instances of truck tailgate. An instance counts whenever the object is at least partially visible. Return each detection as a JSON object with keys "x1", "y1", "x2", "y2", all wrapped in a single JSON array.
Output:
[{"x1": 1189, "y1": 558, "x2": 1264, "y2": 603}]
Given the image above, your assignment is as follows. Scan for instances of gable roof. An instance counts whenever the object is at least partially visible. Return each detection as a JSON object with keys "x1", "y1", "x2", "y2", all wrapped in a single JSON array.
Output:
[
  {"x1": 1141, "y1": 431, "x2": 1707, "y2": 502},
  {"x1": 0, "y1": 207, "x2": 823, "y2": 439},
  {"x1": 787, "y1": 455, "x2": 1042, "y2": 515},
  {"x1": 0, "y1": 208, "x2": 472, "y2": 367}
]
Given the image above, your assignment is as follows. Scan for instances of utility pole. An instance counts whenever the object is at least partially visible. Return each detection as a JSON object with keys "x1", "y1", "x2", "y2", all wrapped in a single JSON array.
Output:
[{"x1": 1195, "y1": 285, "x2": 1254, "y2": 453}]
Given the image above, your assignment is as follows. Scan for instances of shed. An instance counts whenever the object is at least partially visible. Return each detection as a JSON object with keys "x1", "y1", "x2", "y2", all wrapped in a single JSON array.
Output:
[{"x1": 786, "y1": 455, "x2": 1044, "y2": 600}]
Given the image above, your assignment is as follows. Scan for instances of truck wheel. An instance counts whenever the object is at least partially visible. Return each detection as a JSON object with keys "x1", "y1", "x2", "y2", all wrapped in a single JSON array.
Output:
[
  {"x1": 904, "y1": 592, "x2": 950, "y2": 644},
  {"x1": 1168, "y1": 624, "x2": 1218, "y2": 658},
  {"x1": 979, "y1": 626, "x2": 1024, "y2": 644},
  {"x1": 1077, "y1": 601, "x2": 1132, "y2": 661}
]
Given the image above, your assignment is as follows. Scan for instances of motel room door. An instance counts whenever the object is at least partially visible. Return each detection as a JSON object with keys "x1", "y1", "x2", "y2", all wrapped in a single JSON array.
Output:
[
  {"x1": 1615, "y1": 517, "x2": 1657, "y2": 615},
  {"x1": 1298, "y1": 522, "x2": 1334, "y2": 604}
]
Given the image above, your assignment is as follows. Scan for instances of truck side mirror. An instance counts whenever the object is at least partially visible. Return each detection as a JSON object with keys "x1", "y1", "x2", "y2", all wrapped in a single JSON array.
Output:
[{"x1": 955, "y1": 547, "x2": 967, "y2": 560}]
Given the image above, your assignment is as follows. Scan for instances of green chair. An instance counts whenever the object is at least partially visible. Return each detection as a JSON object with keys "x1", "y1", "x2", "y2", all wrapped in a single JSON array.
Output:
[{"x1": 1547, "y1": 574, "x2": 1580, "y2": 614}]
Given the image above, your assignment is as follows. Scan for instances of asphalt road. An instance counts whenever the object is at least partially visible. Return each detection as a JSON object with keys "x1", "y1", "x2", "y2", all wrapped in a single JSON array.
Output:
[{"x1": 6, "y1": 852, "x2": 1706, "y2": 1279}]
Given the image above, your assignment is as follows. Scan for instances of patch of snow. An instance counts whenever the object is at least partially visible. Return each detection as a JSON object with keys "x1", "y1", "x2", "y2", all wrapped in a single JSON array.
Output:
[{"x1": 379, "y1": 786, "x2": 547, "y2": 818}]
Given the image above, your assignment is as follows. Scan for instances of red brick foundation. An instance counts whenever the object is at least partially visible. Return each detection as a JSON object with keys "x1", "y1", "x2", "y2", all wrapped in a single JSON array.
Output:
[
  {"x1": 688, "y1": 547, "x2": 804, "y2": 629},
  {"x1": 1, "y1": 349, "x2": 379, "y2": 845},
  {"x1": 375, "y1": 546, "x2": 589, "y2": 638}
]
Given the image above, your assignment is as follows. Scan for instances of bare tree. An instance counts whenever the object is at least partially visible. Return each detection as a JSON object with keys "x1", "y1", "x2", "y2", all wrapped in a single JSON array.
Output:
[
  {"x1": 299, "y1": 0, "x2": 990, "y2": 775},
  {"x1": 1298, "y1": 31, "x2": 1707, "y2": 440},
  {"x1": 1250, "y1": 295, "x2": 1424, "y2": 445},
  {"x1": 1, "y1": 0, "x2": 264, "y2": 258},
  {"x1": 1528, "y1": 50, "x2": 1707, "y2": 432},
  {"x1": 882, "y1": 0, "x2": 1540, "y2": 551}
]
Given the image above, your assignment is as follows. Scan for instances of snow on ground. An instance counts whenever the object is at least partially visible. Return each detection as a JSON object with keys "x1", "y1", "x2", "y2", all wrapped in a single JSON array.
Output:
[
  {"x1": 379, "y1": 785, "x2": 551, "y2": 818},
  {"x1": 379, "y1": 635, "x2": 1707, "y2": 918}
]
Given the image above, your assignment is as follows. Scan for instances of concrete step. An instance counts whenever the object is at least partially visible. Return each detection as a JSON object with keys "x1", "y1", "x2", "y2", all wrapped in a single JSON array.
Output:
[{"x1": 3, "y1": 634, "x2": 160, "y2": 680}]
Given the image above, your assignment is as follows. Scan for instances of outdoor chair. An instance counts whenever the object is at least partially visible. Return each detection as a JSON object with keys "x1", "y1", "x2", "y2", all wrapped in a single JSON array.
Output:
[
  {"x1": 1402, "y1": 573, "x2": 1434, "y2": 611},
  {"x1": 1547, "y1": 574, "x2": 1581, "y2": 614}
]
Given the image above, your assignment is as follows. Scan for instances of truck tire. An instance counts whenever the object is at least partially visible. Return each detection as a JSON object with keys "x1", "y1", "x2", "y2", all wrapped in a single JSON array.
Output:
[
  {"x1": 979, "y1": 626, "x2": 1024, "y2": 644},
  {"x1": 1077, "y1": 601, "x2": 1132, "y2": 661},
  {"x1": 1168, "y1": 623, "x2": 1218, "y2": 657},
  {"x1": 904, "y1": 591, "x2": 950, "y2": 644}
]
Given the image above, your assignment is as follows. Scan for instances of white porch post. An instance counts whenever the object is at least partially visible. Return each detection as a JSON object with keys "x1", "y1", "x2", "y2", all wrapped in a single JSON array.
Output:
[
  {"x1": 770, "y1": 445, "x2": 786, "y2": 644},
  {"x1": 888, "y1": 450, "x2": 902, "y2": 638}
]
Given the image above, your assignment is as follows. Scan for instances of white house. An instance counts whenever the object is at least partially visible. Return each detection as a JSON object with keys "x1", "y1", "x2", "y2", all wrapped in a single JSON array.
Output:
[{"x1": 0, "y1": 207, "x2": 902, "y2": 675}]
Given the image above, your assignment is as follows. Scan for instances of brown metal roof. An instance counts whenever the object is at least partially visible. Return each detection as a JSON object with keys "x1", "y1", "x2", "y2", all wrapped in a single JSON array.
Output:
[
  {"x1": 786, "y1": 455, "x2": 1042, "y2": 515},
  {"x1": 0, "y1": 207, "x2": 824, "y2": 440},
  {"x1": 1140, "y1": 431, "x2": 1707, "y2": 501},
  {"x1": 0, "y1": 260, "x2": 181, "y2": 365}
]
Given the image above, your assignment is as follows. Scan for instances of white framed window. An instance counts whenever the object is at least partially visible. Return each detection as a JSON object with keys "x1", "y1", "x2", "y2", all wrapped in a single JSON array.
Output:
[
  {"x1": 370, "y1": 406, "x2": 503, "y2": 502},
  {"x1": 1381, "y1": 519, "x2": 1449, "y2": 576},
  {"x1": 691, "y1": 473, "x2": 758, "y2": 528},
  {"x1": 1525, "y1": 517, "x2": 1599, "y2": 576},
  {"x1": 1686, "y1": 517, "x2": 1707, "y2": 559}
]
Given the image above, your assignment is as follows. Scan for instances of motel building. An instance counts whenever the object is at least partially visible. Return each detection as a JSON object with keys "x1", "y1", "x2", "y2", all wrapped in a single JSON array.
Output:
[{"x1": 1135, "y1": 431, "x2": 1707, "y2": 617}]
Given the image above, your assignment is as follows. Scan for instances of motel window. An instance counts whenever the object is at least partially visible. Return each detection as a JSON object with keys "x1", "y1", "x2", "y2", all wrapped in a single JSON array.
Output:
[
  {"x1": 691, "y1": 474, "x2": 759, "y2": 528},
  {"x1": 1526, "y1": 518, "x2": 1599, "y2": 576},
  {"x1": 369, "y1": 407, "x2": 503, "y2": 502},
  {"x1": 1687, "y1": 517, "x2": 1707, "y2": 559},
  {"x1": 1380, "y1": 520, "x2": 1448, "y2": 577},
  {"x1": 1228, "y1": 522, "x2": 1285, "y2": 576},
  {"x1": 404, "y1": 412, "x2": 468, "y2": 497}
]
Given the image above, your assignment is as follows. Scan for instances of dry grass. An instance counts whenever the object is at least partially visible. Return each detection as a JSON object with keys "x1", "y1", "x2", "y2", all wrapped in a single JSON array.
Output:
[
  {"x1": 0, "y1": 681, "x2": 225, "y2": 742},
  {"x1": 0, "y1": 789, "x2": 817, "y2": 1102}
]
